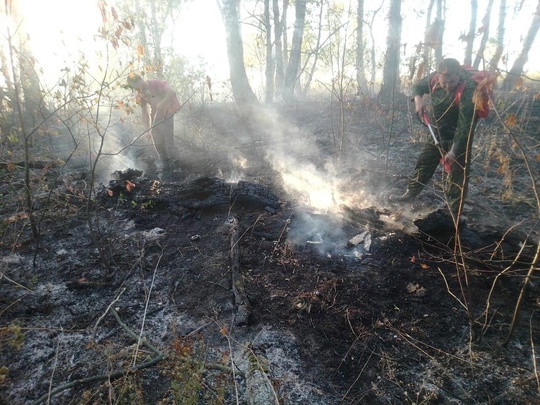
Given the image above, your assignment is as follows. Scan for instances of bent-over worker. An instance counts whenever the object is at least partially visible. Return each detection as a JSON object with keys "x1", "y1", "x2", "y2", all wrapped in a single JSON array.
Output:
[
  {"x1": 127, "y1": 73, "x2": 181, "y2": 173},
  {"x1": 389, "y1": 58, "x2": 480, "y2": 216}
]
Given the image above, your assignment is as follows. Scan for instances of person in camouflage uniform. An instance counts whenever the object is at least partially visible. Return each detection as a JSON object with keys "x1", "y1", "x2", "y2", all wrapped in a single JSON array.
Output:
[{"x1": 389, "y1": 58, "x2": 479, "y2": 214}]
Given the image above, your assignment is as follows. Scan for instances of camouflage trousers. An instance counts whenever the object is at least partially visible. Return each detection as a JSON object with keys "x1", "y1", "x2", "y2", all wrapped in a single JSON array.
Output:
[{"x1": 406, "y1": 131, "x2": 475, "y2": 214}]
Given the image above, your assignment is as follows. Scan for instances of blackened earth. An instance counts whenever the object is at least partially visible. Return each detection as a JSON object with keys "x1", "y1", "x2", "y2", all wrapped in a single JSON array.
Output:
[{"x1": 1, "y1": 98, "x2": 539, "y2": 404}]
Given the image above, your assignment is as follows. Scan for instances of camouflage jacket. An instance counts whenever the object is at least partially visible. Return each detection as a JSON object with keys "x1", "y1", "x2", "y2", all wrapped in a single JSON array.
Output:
[{"x1": 412, "y1": 71, "x2": 478, "y2": 153}]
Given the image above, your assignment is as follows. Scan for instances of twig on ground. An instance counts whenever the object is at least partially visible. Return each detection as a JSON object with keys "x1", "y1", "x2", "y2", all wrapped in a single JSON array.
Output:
[
  {"x1": 270, "y1": 216, "x2": 292, "y2": 259},
  {"x1": 133, "y1": 249, "x2": 163, "y2": 366},
  {"x1": 530, "y1": 311, "x2": 540, "y2": 398},
  {"x1": 503, "y1": 242, "x2": 540, "y2": 346},
  {"x1": 480, "y1": 231, "x2": 531, "y2": 338},
  {"x1": 91, "y1": 287, "x2": 126, "y2": 342},
  {"x1": 342, "y1": 348, "x2": 374, "y2": 401},
  {"x1": 224, "y1": 320, "x2": 241, "y2": 405},
  {"x1": 244, "y1": 343, "x2": 280, "y2": 405},
  {"x1": 228, "y1": 216, "x2": 251, "y2": 326},
  {"x1": 0, "y1": 272, "x2": 33, "y2": 292},
  {"x1": 437, "y1": 267, "x2": 467, "y2": 310},
  {"x1": 384, "y1": 319, "x2": 471, "y2": 365},
  {"x1": 46, "y1": 328, "x2": 62, "y2": 405}
]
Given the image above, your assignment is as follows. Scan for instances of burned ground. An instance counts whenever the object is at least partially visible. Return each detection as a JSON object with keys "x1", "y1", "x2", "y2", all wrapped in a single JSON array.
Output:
[{"x1": 1, "y1": 98, "x2": 539, "y2": 404}]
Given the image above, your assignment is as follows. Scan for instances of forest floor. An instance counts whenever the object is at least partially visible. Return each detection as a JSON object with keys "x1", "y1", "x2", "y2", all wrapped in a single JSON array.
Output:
[{"x1": 1, "y1": 97, "x2": 539, "y2": 405}]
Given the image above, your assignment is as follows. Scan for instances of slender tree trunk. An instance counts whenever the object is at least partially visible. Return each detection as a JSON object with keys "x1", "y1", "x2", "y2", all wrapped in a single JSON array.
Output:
[
  {"x1": 7, "y1": 0, "x2": 45, "y2": 125},
  {"x1": 282, "y1": 0, "x2": 306, "y2": 101},
  {"x1": 264, "y1": 0, "x2": 274, "y2": 103},
  {"x1": 281, "y1": 0, "x2": 289, "y2": 68},
  {"x1": 464, "y1": 0, "x2": 478, "y2": 66},
  {"x1": 434, "y1": 0, "x2": 445, "y2": 65},
  {"x1": 421, "y1": 0, "x2": 436, "y2": 72},
  {"x1": 220, "y1": 0, "x2": 258, "y2": 105},
  {"x1": 273, "y1": 0, "x2": 285, "y2": 97},
  {"x1": 303, "y1": 0, "x2": 324, "y2": 96},
  {"x1": 134, "y1": 0, "x2": 151, "y2": 67},
  {"x1": 150, "y1": 0, "x2": 164, "y2": 77},
  {"x1": 6, "y1": 26, "x2": 38, "y2": 238},
  {"x1": 356, "y1": 0, "x2": 368, "y2": 96},
  {"x1": 489, "y1": 0, "x2": 506, "y2": 72},
  {"x1": 0, "y1": 47, "x2": 15, "y2": 99},
  {"x1": 473, "y1": 0, "x2": 494, "y2": 69},
  {"x1": 18, "y1": 52, "x2": 44, "y2": 126},
  {"x1": 368, "y1": 3, "x2": 384, "y2": 97},
  {"x1": 378, "y1": 0, "x2": 402, "y2": 105},
  {"x1": 503, "y1": 0, "x2": 540, "y2": 91}
]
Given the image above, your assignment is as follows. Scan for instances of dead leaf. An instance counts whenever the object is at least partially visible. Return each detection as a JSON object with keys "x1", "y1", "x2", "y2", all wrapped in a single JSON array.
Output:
[
  {"x1": 420, "y1": 263, "x2": 430, "y2": 269},
  {"x1": 406, "y1": 283, "x2": 427, "y2": 297},
  {"x1": 4, "y1": 212, "x2": 29, "y2": 225},
  {"x1": 137, "y1": 44, "x2": 145, "y2": 60},
  {"x1": 107, "y1": 189, "x2": 114, "y2": 197},
  {"x1": 125, "y1": 180, "x2": 135, "y2": 192},
  {"x1": 410, "y1": 255, "x2": 416, "y2": 263},
  {"x1": 111, "y1": 6, "x2": 118, "y2": 21},
  {"x1": 505, "y1": 113, "x2": 517, "y2": 128}
]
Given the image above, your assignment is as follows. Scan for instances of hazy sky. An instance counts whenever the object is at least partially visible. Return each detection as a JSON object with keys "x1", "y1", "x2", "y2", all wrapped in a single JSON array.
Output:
[{"x1": 13, "y1": 0, "x2": 540, "y2": 88}]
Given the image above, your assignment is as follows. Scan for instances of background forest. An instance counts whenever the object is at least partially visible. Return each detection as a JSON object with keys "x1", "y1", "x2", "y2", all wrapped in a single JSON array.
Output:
[
  {"x1": 2, "y1": 0, "x2": 540, "y2": 113},
  {"x1": 1, "y1": 0, "x2": 540, "y2": 404}
]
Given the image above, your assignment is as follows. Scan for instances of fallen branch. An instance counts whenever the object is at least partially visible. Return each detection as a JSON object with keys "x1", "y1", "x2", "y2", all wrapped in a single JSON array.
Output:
[
  {"x1": 245, "y1": 346, "x2": 280, "y2": 405},
  {"x1": 228, "y1": 216, "x2": 252, "y2": 326}
]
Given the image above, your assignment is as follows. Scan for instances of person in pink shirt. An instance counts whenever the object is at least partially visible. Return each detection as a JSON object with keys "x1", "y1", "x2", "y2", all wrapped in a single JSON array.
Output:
[{"x1": 127, "y1": 73, "x2": 181, "y2": 173}]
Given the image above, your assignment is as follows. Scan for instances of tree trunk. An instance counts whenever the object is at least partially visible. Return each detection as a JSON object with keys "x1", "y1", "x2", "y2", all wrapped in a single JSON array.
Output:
[
  {"x1": 434, "y1": 0, "x2": 445, "y2": 65},
  {"x1": 264, "y1": 0, "x2": 274, "y2": 103},
  {"x1": 503, "y1": 0, "x2": 540, "y2": 91},
  {"x1": 302, "y1": 0, "x2": 324, "y2": 97},
  {"x1": 7, "y1": 0, "x2": 45, "y2": 126},
  {"x1": 133, "y1": 0, "x2": 153, "y2": 69},
  {"x1": 150, "y1": 0, "x2": 164, "y2": 77},
  {"x1": 19, "y1": 50, "x2": 44, "y2": 125},
  {"x1": 378, "y1": 0, "x2": 402, "y2": 105},
  {"x1": 421, "y1": 0, "x2": 436, "y2": 72},
  {"x1": 281, "y1": 0, "x2": 290, "y2": 69},
  {"x1": 473, "y1": 0, "x2": 495, "y2": 69},
  {"x1": 368, "y1": 3, "x2": 384, "y2": 97},
  {"x1": 282, "y1": 0, "x2": 306, "y2": 101},
  {"x1": 464, "y1": 0, "x2": 478, "y2": 66},
  {"x1": 489, "y1": 0, "x2": 506, "y2": 72},
  {"x1": 273, "y1": 0, "x2": 286, "y2": 97},
  {"x1": 129, "y1": 0, "x2": 182, "y2": 78},
  {"x1": 220, "y1": 0, "x2": 258, "y2": 105},
  {"x1": 356, "y1": 0, "x2": 368, "y2": 96}
]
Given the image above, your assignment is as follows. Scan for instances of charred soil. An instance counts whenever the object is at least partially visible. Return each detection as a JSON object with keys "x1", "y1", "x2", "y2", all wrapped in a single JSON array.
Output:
[{"x1": 1, "y1": 99, "x2": 539, "y2": 404}]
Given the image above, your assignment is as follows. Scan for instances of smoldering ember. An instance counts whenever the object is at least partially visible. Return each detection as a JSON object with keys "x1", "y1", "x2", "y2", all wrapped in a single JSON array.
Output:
[{"x1": 1, "y1": 98, "x2": 539, "y2": 404}]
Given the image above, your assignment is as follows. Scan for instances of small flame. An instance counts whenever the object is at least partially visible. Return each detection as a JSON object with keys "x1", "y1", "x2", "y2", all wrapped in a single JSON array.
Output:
[{"x1": 282, "y1": 170, "x2": 343, "y2": 212}]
